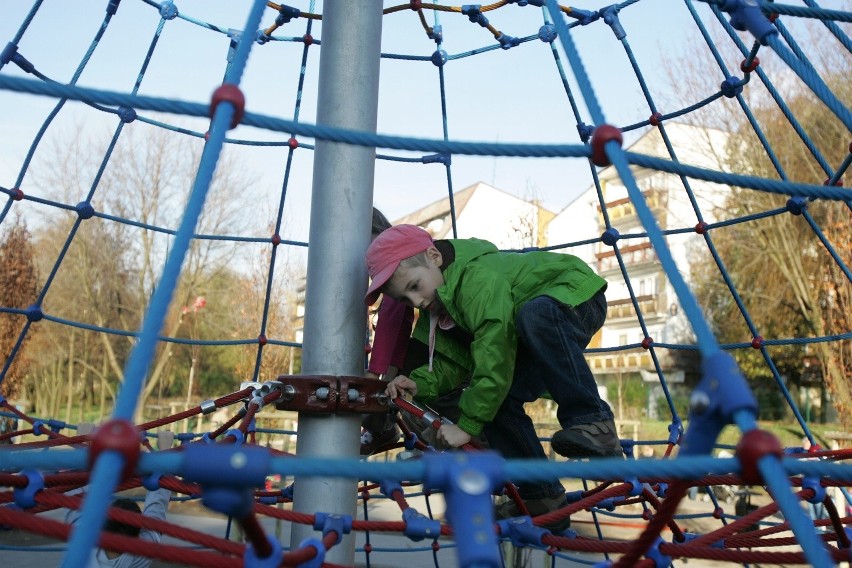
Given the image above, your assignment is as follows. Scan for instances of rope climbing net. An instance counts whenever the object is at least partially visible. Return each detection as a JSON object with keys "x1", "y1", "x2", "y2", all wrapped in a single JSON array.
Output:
[{"x1": 0, "y1": 1, "x2": 851, "y2": 567}]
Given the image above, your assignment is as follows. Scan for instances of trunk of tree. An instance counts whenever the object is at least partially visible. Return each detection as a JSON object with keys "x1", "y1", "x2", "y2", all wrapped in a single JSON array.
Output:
[{"x1": 64, "y1": 332, "x2": 75, "y2": 424}]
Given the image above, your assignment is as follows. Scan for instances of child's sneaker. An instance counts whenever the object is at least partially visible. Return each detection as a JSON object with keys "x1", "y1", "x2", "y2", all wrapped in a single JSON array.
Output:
[
  {"x1": 494, "y1": 494, "x2": 571, "y2": 533},
  {"x1": 359, "y1": 425, "x2": 400, "y2": 456},
  {"x1": 551, "y1": 419, "x2": 622, "y2": 458}
]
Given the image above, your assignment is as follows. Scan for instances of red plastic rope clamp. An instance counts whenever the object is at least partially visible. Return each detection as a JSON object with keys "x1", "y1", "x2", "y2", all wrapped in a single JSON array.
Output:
[
  {"x1": 288, "y1": 137, "x2": 298, "y2": 149},
  {"x1": 410, "y1": 0, "x2": 422, "y2": 10},
  {"x1": 11, "y1": 188, "x2": 24, "y2": 201},
  {"x1": 751, "y1": 336, "x2": 763, "y2": 349},
  {"x1": 649, "y1": 112, "x2": 663, "y2": 126},
  {"x1": 740, "y1": 57, "x2": 760, "y2": 73},
  {"x1": 271, "y1": 233, "x2": 281, "y2": 246},
  {"x1": 824, "y1": 178, "x2": 843, "y2": 187},
  {"x1": 590, "y1": 124, "x2": 623, "y2": 167},
  {"x1": 209, "y1": 84, "x2": 245, "y2": 129},
  {"x1": 257, "y1": 335, "x2": 267, "y2": 346},
  {"x1": 89, "y1": 419, "x2": 141, "y2": 480},
  {"x1": 641, "y1": 337, "x2": 654, "y2": 349},
  {"x1": 695, "y1": 221, "x2": 708, "y2": 234},
  {"x1": 303, "y1": 34, "x2": 313, "y2": 45},
  {"x1": 736, "y1": 429, "x2": 783, "y2": 485}
]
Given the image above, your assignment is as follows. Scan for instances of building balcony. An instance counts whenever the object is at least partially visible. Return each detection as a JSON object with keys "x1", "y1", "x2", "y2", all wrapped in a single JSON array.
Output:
[
  {"x1": 587, "y1": 349, "x2": 654, "y2": 373},
  {"x1": 597, "y1": 188, "x2": 668, "y2": 224},
  {"x1": 596, "y1": 242, "x2": 656, "y2": 273},
  {"x1": 606, "y1": 294, "x2": 660, "y2": 321}
]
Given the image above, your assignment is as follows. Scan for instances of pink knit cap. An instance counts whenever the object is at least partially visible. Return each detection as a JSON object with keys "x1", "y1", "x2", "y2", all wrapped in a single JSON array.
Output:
[{"x1": 365, "y1": 224, "x2": 434, "y2": 305}]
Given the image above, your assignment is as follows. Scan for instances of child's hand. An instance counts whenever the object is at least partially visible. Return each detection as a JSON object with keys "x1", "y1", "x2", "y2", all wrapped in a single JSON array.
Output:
[
  {"x1": 386, "y1": 375, "x2": 417, "y2": 400},
  {"x1": 437, "y1": 424, "x2": 471, "y2": 448}
]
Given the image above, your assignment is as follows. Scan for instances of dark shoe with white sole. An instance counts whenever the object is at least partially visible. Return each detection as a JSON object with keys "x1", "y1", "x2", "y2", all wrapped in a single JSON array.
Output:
[{"x1": 551, "y1": 419, "x2": 622, "y2": 458}]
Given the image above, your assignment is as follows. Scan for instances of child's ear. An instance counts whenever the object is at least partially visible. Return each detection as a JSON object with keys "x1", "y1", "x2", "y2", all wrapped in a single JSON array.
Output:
[{"x1": 426, "y1": 246, "x2": 443, "y2": 267}]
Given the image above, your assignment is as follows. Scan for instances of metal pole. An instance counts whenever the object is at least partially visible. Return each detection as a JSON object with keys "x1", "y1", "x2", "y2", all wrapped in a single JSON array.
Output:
[{"x1": 289, "y1": 2, "x2": 383, "y2": 564}]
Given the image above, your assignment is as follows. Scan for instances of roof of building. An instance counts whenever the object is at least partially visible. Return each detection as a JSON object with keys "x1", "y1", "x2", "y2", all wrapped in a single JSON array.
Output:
[{"x1": 392, "y1": 181, "x2": 554, "y2": 239}]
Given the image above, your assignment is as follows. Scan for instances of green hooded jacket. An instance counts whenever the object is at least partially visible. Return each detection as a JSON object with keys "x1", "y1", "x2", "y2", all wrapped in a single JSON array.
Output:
[{"x1": 409, "y1": 238, "x2": 606, "y2": 436}]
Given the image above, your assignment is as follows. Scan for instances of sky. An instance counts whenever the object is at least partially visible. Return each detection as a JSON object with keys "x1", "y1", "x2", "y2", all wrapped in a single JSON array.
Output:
[{"x1": 2, "y1": 0, "x2": 840, "y2": 246}]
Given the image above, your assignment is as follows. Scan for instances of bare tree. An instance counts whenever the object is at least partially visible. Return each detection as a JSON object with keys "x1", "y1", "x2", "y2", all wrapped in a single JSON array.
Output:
[
  {"x1": 671, "y1": 18, "x2": 852, "y2": 424},
  {"x1": 0, "y1": 214, "x2": 39, "y2": 402},
  {"x1": 25, "y1": 124, "x2": 260, "y2": 419}
]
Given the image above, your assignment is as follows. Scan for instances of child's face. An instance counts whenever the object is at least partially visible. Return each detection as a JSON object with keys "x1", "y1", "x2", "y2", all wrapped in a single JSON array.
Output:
[{"x1": 384, "y1": 249, "x2": 445, "y2": 312}]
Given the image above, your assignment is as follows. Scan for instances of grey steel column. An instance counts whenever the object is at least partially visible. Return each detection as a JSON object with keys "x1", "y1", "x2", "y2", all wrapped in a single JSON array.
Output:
[{"x1": 289, "y1": 2, "x2": 383, "y2": 564}]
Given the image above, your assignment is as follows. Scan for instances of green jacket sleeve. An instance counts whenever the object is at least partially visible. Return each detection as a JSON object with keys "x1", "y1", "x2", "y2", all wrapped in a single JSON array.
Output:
[
  {"x1": 408, "y1": 352, "x2": 472, "y2": 404},
  {"x1": 450, "y1": 264, "x2": 517, "y2": 436}
]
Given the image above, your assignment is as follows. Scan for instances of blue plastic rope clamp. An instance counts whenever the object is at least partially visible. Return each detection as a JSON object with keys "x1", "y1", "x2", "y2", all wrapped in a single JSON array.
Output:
[
  {"x1": 76, "y1": 201, "x2": 95, "y2": 219},
  {"x1": 25, "y1": 305, "x2": 43, "y2": 322},
  {"x1": 668, "y1": 420, "x2": 683, "y2": 444},
  {"x1": 314, "y1": 512, "x2": 352, "y2": 545},
  {"x1": 13, "y1": 53, "x2": 34, "y2": 74},
  {"x1": 601, "y1": 227, "x2": 620, "y2": 246},
  {"x1": 679, "y1": 351, "x2": 757, "y2": 456},
  {"x1": 225, "y1": 429, "x2": 245, "y2": 445},
  {"x1": 422, "y1": 152, "x2": 451, "y2": 165},
  {"x1": 32, "y1": 420, "x2": 46, "y2": 435},
  {"x1": 601, "y1": 5, "x2": 626, "y2": 39},
  {"x1": 720, "y1": 77, "x2": 744, "y2": 98},
  {"x1": 379, "y1": 479, "x2": 403, "y2": 497},
  {"x1": 646, "y1": 536, "x2": 672, "y2": 567},
  {"x1": 577, "y1": 122, "x2": 594, "y2": 142},
  {"x1": 423, "y1": 452, "x2": 503, "y2": 567},
  {"x1": 625, "y1": 477, "x2": 642, "y2": 496},
  {"x1": 461, "y1": 5, "x2": 489, "y2": 27},
  {"x1": 497, "y1": 33, "x2": 520, "y2": 49},
  {"x1": 402, "y1": 508, "x2": 441, "y2": 541},
  {"x1": 720, "y1": 0, "x2": 778, "y2": 45},
  {"x1": 275, "y1": 5, "x2": 301, "y2": 26},
  {"x1": 786, "y1": 196, "x2": 808, "y2": 215},
  {"x1": 429, "y1": 24, "x2": 443, "y2": 43},
  {"x1": 1, "y1": 42, "x2": 17, "y2": 65},
  {"x1": 118, "y1": 106, "x2": 136, "y2": 123},
  {"x1": 431, "y1": 49, "x2": 447, "y2": 67},
  {"x1": 570, "y1": 8, "x2": 599, "y2": 25},
  {"x1": 159, "y1": 1, "x2": 178, "y2": 20},
  {"x1": 296, "y1": 537, "x2": 325, "y2": 568},
  {"x1": 802, "y1": 476, "x2": 826, "y2": 504},
  {"x1": 13, "y1": 470, "x2": 45, "y2": 509},
  {"x1": 538, "y1": 24, "x2": 557, "y2": 43},
  {"x1": 142, "y1": 472, "x2": 162, "y2": 491},
  {"x1": 255, "y1": 30, "x2": 271, "y2": 45},
  {"x1": 496, "y1": 516, "x2": 548, "y2": 546}
]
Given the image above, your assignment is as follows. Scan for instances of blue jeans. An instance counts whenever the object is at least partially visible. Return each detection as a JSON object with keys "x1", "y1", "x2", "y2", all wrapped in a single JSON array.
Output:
[{"x1": 483, "y1": 289, "x2": 613, "y2": 499}]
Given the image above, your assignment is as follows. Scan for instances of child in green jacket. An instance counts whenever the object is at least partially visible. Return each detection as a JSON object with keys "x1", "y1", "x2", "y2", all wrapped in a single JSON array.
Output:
[{"x1": 365, "y1": 224, "x2": 621, "y2": 524}]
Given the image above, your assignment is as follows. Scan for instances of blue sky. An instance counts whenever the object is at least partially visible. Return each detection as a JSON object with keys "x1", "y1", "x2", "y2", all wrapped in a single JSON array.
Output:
[{"x1": 0, "y1": 0, "x2": 742, "y2": 241}]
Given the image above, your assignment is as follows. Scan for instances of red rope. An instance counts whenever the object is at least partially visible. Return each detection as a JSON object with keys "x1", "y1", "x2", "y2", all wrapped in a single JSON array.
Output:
[
  {"x1": 36, "y1": 490, "x2": 245, "y2": 556},
  {"x1": 0, "y1": 505, "x2": 242, "y2": 567},
  {"x1": 613, "y1": 479, "x2": 690, "y2": 567}
]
